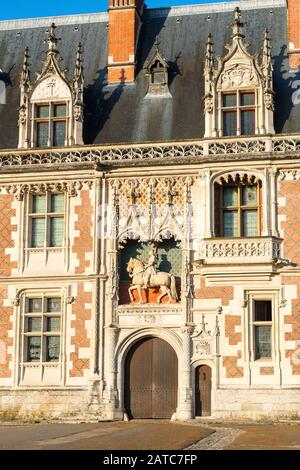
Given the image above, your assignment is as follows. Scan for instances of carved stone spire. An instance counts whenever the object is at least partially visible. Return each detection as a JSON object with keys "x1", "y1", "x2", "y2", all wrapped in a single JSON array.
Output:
[
  {"x1": 204, "y1": 33, "x2": 214, "y2": 116},
  {"x1": 18, "y1": 47, "x2": 31, "y2": 148},
  {"x1": 262, "y1": 29, "x2": 273, "y2": 80},
  {"x1": 262, "y1": 29, "x2": 274, "y2": 112},
  {"x1": 20, "y1": 47, "x2": 31, "y2": 90},
  {"x1": 205, "y1": 33, "x2": 214, "y2": 74},
  {"x1": 44, "y1": 23, "x2": 60, "y2": 56},
  {"x1": 230, "y1": 7, "x2": 245, "y2": 42},
  {"x1": 74, "y1": 42, "x2": 84, "y2": 84},
  {"x1": 72, "y1": 43, "x2": 85, "y2": 141}
]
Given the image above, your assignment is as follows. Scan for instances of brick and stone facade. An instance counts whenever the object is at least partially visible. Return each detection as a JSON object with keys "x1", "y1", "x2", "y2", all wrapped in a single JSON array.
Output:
[{"x1": 0, "y1": 0, "x2": 300, "y2": 421}]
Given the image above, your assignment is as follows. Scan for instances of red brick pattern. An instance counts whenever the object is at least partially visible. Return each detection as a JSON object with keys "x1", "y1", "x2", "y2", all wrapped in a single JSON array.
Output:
[
  {"x1": 223, "y1": 351, "x2": 243, "y2": 379},
  {"x1": 260, "y1": 367, "x2": 274, "y2": 375},
  {"x1": 282, "y1": 275, "x2": 300, "y2": 375},
  {"x1": 70, "y1": 283, "x2": 91, "y2": 377},
  {"x1": 0, "y1": 195, "x2": 17, "y2": 277},
  {"x1": 288, "y1": 0, "x2": 300, "y2": 68},
  {"x1": 225, "y1": 315, "x2": 242, "y2": 346},
  {"x1": 278, "y1": 181, "x2": 300, "y2": 264},
  {"x1": 0, "y1": 286, "x2": 13, "y2": 378},
  {"x1": 73, "y1": 190, "x2": 93, "y2": 274},
  {"x1": 195, "y1": 278, "x2": 233, "y2": 306},
  {"x1": 108, "y1": 3, "x2": 142, "y2": 83}
]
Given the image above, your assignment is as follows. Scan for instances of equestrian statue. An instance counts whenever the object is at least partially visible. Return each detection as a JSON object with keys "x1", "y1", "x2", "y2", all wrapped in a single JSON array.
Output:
[{"x1": 126, "y1": 243, "x2": 178, "y2": 304}]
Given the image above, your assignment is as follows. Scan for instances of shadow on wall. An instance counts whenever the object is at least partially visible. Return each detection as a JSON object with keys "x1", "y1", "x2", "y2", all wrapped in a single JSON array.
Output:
[
  {"x1": 0, "y1": 66, "x2": 15, "y2": 105},
  {"x1": 83, "y1": 67, "x2": 126, "y2": 144},
  {"x1": 273, "y1": 45, "x2": 300, "y2": 133}
]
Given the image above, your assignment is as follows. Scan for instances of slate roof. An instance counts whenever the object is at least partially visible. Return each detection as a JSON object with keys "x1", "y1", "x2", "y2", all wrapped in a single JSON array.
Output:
[{"x1": 0, "y1": 3, "x2": 297, "y2": 150}]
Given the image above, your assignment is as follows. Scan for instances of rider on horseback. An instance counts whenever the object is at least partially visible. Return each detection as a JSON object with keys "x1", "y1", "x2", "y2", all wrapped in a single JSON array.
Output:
[{"x1": 143, "y1": 242, "x2": 158, "y2": 289}]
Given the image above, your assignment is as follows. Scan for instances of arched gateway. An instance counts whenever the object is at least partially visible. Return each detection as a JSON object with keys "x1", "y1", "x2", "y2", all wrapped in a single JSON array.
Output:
[{"x1": 124, "y1": 337, "x2": 178, "y2": 419}]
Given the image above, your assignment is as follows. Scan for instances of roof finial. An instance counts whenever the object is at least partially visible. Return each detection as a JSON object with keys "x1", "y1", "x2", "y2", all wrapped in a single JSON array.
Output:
[
  {"x1": 154, "y1": 35, "x2": 161, "y2": 53},
  {"x1": 44, "y1": 23, "x2": 61, "y2": 55},
  {"x1": 230, "y1": 7, "x2": 245, "y2": 40}
]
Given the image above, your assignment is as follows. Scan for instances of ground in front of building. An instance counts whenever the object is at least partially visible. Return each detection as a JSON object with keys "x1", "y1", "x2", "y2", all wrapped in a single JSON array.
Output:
[{"x1": 0, "y1": 420, "x2": 299, "y2": 450}]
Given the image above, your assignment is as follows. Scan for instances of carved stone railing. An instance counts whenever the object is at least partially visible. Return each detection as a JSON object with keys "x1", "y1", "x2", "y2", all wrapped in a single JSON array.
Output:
[
  {"x1": 198, "y1": 237, "x2": 283, "y2": 265},
  {"x1": 1, "y1": 135, "x2": 300, "y2": 168}
]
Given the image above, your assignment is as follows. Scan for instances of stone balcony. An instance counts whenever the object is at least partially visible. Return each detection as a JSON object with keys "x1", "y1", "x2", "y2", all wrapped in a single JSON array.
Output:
[{"x1": 197, "y1": 236, "x2": 284, "y2": 266}]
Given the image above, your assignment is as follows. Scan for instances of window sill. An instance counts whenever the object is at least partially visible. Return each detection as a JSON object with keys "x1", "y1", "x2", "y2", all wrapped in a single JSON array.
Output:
[{"x1": 25, "y1": 247, "x2": 64, "y2": 253}]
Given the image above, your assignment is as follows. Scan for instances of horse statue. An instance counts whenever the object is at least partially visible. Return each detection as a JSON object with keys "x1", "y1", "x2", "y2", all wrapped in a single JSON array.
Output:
[{"x1": 127, "y1": 257, "x2": 178, "y2": 304}]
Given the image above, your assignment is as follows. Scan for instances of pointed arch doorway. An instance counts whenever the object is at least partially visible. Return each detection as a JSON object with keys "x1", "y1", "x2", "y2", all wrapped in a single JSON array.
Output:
[{"x1": 124, "y1": 337, "x2": 178, "y2": 419}]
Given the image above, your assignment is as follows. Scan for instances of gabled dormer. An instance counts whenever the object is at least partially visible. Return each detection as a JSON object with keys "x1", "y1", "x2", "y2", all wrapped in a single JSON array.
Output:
[
  {"x1": 144, "y1": 37, "x2": 171, "y2": 98},
  {"x1": 18, "y1": 24, "x2": 85, "y2": 149},
  {"x1": 204, "y1": 8, "x2": 274, "y2": 138}
]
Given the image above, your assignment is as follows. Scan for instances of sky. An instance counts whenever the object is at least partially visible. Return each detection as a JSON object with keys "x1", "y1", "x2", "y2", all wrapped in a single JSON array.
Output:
[{"x1": 0, "y1": 0, "x2": 233, "y2": 21}]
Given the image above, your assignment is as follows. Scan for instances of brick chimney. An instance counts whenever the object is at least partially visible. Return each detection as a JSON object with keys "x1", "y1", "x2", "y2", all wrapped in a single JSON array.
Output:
[
  {"x1": 287, "y1": 0, "x2": 300, "y2": 68},
  {"x1": 107, "y1": 0, "x2": 144, "y2": 83}
]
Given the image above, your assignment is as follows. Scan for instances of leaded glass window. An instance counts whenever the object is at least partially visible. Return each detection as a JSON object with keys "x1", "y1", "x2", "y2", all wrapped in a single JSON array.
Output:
[
  {"x1": 253, "y1": 300, "x2": 272, "y2": 360},
  {"x1": 217, "y1": 183, "x2": 261, "y2": 237},
  {"x1": 221, "y1": 91, "x2": 256, "y2": 136},
  {"x1": 23, "y1": 295, "x2": 62, "y2": 363},
  {"x1": 29, "y1": 193, "x2": 65, "y2": 248},
  {"x1": 34, "y1": 103, "x2": 68, "y2": 148}
]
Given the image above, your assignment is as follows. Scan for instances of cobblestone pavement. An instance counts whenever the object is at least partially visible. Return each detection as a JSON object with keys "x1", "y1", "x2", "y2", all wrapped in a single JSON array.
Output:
[{"x1": 0, "y1": 420, "x2": 212, "y2": 450}]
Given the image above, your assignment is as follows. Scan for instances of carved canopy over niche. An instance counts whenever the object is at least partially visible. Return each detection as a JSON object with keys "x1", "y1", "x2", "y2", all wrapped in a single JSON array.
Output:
[
  {"x1": 204, "y1": 8, "x2": 275, "y2": 138},
  {"x1": 18, "y1": 24, "x2": 85, "y2": 149},
  {"x1": 109, "y1": 176, "x2": 194, "y2": 246}
]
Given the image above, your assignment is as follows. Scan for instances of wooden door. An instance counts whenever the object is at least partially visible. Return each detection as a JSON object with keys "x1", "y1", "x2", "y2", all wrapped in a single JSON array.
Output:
[
  {"x1": 125, "y1": 337, "x2": 178, "y2": 419},
  {"x1": 195, "y1": 365, "x2": 212, "y2": 417}
]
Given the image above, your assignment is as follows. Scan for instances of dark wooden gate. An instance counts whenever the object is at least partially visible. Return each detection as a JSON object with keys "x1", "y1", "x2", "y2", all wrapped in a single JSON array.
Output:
[
  {"x1": 195, "y1": 365, "x2": 212, "y2": 416},
  {"x1": 125, "y1": 337, "x2": 178, "y2": 419}
]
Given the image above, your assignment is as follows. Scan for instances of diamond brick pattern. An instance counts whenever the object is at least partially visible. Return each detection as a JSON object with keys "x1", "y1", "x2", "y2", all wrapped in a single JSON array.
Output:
[
  {"x1": 73, "y1": 190, "x2": 93, "y2": 274},
  {"x1": 70, "y1": 283, "x2": 91, "y2": 377},
  {"x1": 0, "y1": 195, "x2": 17, "y2": 276},
  {"x1": 0, "y1": 286, "x2": 13, "y2": 378},
  {"x1": 283, "y1": 275, "x2": 300, "y2": 375}
]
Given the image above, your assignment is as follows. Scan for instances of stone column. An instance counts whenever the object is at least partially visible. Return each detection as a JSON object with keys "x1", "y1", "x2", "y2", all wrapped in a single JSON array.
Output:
[
  {"x1": 177, "y1": 326, "x2": 193, "y2": 420},
  {"x1": 104, "y1": 326, "x2": 119, "y2": 420}
]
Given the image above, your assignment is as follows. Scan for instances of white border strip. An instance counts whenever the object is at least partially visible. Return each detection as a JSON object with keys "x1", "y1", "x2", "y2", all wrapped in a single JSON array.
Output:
[
  {"x1": 0, "y1": 12, "x2": 108, "y2": 31},
  {"x1": 0, "y1": 0, "x2": 286, "y2": 31},
  {"x1": 148, "y1": 0, "x2": 286, "y2": 18}
]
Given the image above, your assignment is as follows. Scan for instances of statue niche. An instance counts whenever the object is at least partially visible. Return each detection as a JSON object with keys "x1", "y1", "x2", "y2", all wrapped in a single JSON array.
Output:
[{"x1": 119, "y1": 239, "x2": 181, "y2": 304}]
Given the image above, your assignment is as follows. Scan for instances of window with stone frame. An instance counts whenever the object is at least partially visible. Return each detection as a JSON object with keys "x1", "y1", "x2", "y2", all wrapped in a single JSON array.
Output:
[
  {"x1": 22, "y1": 296, "x2": 62, "y2": 363},
  {"x1": 222, "y1": 91, "x2": 256, "y2": 137},
  {"x1": 33, "y1": 103, "x2": 68, "y2": 148},
  {"x1": 214, "y1": 180, "x2": 262, "y2": 237},
  {"x1": 252, "y1": 300, "x2": 273, "y2": 360},
  {"x1": 28, "y1": 193, "x2": 65, "y2": 248}
]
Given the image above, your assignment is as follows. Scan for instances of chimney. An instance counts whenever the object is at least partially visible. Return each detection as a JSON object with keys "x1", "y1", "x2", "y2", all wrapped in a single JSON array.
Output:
[
  {"x1": 287, "y1": 0, "x2": 300, "y2": 68},
  {"x1": 107, "y1": 0, "x2": 144, "y2": 83}
]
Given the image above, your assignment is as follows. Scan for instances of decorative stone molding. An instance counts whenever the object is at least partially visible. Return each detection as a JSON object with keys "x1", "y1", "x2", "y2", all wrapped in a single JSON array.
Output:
[
  {"x1": 117, "y1": 305, "x2": 182, "y2": 316},
  {"x1": 278, "y1": 170, "x2": 300, "y2": 181},
  {"x1": 0, "y1": 180, "x2": 93, "y2": 200},
  {"x1": 198, "y1": 236, "x2": 283, "y2": 265},
  {"x1": 209, "y1": 140, "x2": 266, "y2": 155},
  {"x1": 214, "y1": 171, "x2": 261, "y2": 185}
]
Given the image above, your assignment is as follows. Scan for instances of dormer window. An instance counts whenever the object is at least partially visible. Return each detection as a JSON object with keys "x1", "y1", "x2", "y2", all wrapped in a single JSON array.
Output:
[
  {"x1": 144, "y1": 37, "x2": 171, "y2": 98},
  {"x1": 18, "y1": 24, "x2": 84, "y2": 149},
  {"x1": 34, "y1": 103, "x2": 68, "y2": 148},
  {"x1": 222, "y1": 91, "x2": 256, "y2": 136},
  {"x1": 204, "y1": 9, "x2": 274, "y2": 138}
]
